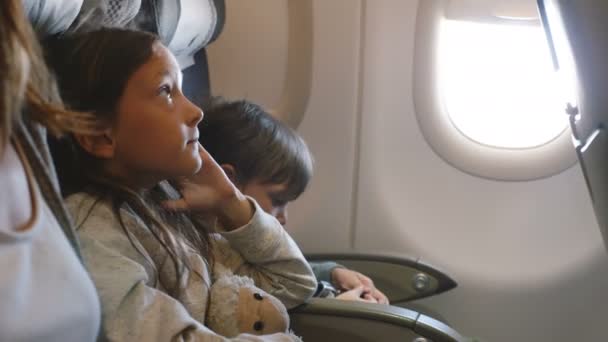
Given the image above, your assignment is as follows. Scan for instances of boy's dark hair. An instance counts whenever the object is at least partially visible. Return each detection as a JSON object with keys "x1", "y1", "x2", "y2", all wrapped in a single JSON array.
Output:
[{"x1": 199, "y1": 97, "x2": 313, "y2": 201}]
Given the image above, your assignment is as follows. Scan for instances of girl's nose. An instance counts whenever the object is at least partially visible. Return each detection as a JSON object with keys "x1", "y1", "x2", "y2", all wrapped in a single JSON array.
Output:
[{"x1": 186, "y1": 99, "x2": 204, "y2": 127}]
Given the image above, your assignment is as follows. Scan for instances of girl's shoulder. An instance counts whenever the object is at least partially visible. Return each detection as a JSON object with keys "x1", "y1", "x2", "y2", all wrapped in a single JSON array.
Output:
[
  {"x1": 65, "y1": 192, "x2": 158, "y2": 272},
  {"x1": 65, "y1": 192, "x2": 146, "y2": 240},
  {"x1": 65, "y1": 192, "x2": 114, "y2": 228}
]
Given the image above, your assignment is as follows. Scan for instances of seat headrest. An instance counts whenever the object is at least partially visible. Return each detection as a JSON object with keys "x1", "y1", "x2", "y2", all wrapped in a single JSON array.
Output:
[
  {"x1": 29, "y1": 0, "x2": 225, "y2": 69},
  {"x1": 22, "y1": 0, "x2": 84, "y2": 36},
  {"x1": 77, "y1": 0, "x2": 142, "y2": 28},
  {"x1": 134, "y1": 0, "x2": 225, "y2": 69},
  {"x1": 68, "y1": 0, "x2": 224, "y2": 69}
]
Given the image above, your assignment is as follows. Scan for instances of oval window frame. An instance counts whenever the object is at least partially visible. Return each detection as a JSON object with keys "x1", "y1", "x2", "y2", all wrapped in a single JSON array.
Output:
[{"x1": 413, "y1": 0, "x2": 577, "y2": 181}]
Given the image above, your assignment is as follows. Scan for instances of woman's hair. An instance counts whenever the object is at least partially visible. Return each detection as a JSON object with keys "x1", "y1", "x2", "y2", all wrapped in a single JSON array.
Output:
[
  {"x1": 0, "y1": 0, "x2": 95, "y2": 153},
  {"x1": 45, "y1": 28, "x2": 212, "y2": 297},
  {"x1": 199, "y1": 98, "x2": 314, "y2": 201}
]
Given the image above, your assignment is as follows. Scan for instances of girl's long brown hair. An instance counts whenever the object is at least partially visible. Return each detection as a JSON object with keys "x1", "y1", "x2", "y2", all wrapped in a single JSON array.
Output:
[
  {"x1": 46, "y1": 28, "x2": 213, "y2": 298},
  {"x1": 0, "y1": 0, "x2": 96, "y2": 153}
]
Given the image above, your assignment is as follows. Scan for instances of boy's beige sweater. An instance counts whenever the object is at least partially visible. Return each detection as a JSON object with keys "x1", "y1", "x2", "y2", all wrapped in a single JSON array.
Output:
[{"x1": 66, "y1": 191, "x2": 316, "y2": 342}]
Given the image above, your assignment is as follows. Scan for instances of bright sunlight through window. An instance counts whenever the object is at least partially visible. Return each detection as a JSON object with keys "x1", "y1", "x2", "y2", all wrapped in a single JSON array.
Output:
[{"x1": 440, "y1": 20, "x2": 570, "y2": 149}]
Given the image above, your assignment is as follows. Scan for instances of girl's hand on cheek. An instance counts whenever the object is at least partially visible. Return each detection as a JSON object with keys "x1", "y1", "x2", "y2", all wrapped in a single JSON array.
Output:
[{"x1": 164, "y1": 144, "x2": 254, "y2": 230}]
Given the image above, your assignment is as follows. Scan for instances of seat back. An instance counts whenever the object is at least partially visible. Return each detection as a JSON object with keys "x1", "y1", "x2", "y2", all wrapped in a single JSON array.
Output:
[
  {"x1": 538, "y1": 0, "x2": 608, "y2": 251},
  {"x1": 23, "y1": 0, "x2": 83, "y2": 36}
]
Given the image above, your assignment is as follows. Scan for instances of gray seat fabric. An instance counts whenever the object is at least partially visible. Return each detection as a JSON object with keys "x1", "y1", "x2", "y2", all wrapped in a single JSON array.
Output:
[
  {"x1": 130, "y1": 0, "x2": 223, "y2": 69},
  {"x1": 22, "y1": 0, "x2": 84, "y2": 35},
  {"x1": 70, "y1": 0, "x2": 141, "y2": 30},
  {"x1": 68, "y1": 0, "x2": 224, "y2": 71}
]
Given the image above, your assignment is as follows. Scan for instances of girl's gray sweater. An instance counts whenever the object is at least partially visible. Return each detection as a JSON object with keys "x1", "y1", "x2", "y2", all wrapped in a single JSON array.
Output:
[{"x1": 66, "y1": 190, "x2": 317, "y2": 342}]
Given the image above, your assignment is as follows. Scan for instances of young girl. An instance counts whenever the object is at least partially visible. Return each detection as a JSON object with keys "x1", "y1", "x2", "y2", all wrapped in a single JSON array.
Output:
[
  {"x1": 0, "y1": 1, "x2": 100, "y2": 341},
  {"x1": 46, "y1": 28, "x2": 316, "y2": 341},
  {"x1": 198, "y1": 98, "x2": 388, "y2": 305}
]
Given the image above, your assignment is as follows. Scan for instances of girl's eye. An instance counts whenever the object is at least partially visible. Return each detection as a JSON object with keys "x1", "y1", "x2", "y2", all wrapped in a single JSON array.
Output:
[{"x1": 159, "y1": 85, "x2": 173, "y2": 101}]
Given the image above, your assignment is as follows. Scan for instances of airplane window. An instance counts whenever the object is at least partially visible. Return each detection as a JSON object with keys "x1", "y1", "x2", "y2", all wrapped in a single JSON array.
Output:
[
  {"x1": 413, "y1": 0, "x2": 577, "y2": 181},
  {"x1": 440, "y1": 20, "x2": 569, "y2": 149}
]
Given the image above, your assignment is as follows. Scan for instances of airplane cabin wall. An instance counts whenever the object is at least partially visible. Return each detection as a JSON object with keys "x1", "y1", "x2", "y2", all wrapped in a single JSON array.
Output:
[
  {"x1": 208, "y1": 0, "x2": 362, "y2": 251},
  {"x1": 207, "y1": 1, "x2": 608, "y2": 341},
  {"x1": 353, "y1": 1, "x2": 608, "y2": 341}
]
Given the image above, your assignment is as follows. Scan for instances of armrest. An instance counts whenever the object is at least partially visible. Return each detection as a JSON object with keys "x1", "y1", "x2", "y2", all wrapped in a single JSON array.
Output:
[
  {"x1": 289, "y1": 298, "x2": 467, "y2": 342},
  {"x1": 306, "y1": 253, "x2": 457, "y2": 303}
]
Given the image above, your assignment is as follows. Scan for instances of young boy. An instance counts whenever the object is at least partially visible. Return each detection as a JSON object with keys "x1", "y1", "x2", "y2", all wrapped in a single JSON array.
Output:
[{"x1": 199, "y1": 98, "x2": 388, "y2": 304}]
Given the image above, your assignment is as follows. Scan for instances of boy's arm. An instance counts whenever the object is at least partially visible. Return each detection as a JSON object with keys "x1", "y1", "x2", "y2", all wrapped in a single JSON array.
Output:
[{"x1": 309, "y1": 261, "x2": 345, "y2": 283}]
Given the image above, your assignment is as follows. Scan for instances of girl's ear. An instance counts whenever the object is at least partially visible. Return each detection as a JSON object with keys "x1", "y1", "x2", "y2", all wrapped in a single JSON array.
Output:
[
  {"x1": 73, "y1": 129, "x2": 116, "y2": 159},
  {"x1": 220, "y1": 164, "x2": 238, "y2": 184}
]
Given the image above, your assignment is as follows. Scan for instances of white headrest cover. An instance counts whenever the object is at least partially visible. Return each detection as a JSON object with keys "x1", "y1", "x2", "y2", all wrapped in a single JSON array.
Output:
[
  {"x1": 78, "y1": 0, "x2": 142, "y2": 28},
  {"x1": 157, "y1": 0, "x2": 218, "y2": 69},
  {"x1": 22, "y1": 0, "x2": 84, "y2": 36}
]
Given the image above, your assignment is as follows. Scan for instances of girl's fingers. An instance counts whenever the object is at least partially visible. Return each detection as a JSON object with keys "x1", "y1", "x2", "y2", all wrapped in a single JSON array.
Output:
[{"x1": 350, "y1": 286, "x2": 365, "y2": 296}]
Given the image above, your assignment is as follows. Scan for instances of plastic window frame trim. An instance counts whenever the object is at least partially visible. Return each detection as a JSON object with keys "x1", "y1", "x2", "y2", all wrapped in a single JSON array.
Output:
[
  {"x1": 413, "y1": 0, "x2": 577, "y2": 181},
  {"x1": 269, "y1": 0, "x2": 313, "y2": 128}
]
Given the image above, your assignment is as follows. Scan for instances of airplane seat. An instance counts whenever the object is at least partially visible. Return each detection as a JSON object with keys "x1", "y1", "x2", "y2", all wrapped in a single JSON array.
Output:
[
  {"x1": 290, "y1": 298, "x2": 468, "y2": 342},
  {"x1": 22, "y1": 0, "x2": 83, "y2": 37},
  {"x1": 28, "y1": 0, "x2": 467, "y2": 340},
  {"x1": 538, "y1": 0, "x2": 608, "y2": 251},
  {"x1": 65, "y1": 0, "x2": 225, "y2": 103},
  {"x1": 306, "y1": 253, "x2": 457, "y2": 305}
]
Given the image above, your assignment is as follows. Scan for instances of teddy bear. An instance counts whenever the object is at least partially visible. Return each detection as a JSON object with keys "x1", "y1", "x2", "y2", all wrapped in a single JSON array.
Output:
[{"x1": 206, "y1": 266, "x2": 302, "y2": 341}]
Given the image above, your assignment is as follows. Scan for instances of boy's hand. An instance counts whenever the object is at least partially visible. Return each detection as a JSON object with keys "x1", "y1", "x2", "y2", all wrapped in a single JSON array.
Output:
[
  {"x1": 331, "y1": 268, "x2": 389, "y2": 304},
  {"x1": 335, "y1": 286, "x2": 378, "y2": 303},
  {"x1": 163, "y1": 143, "x2": 254, "y2": 230}
]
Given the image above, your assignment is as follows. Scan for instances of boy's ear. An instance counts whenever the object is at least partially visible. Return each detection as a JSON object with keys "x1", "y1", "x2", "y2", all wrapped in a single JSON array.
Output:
[
  {"x1": 220, "y1": 164, "x2": 238, "y2": 184},
  {"x1": 73, "y1": 130, "x2": 116, "y2": 159}
]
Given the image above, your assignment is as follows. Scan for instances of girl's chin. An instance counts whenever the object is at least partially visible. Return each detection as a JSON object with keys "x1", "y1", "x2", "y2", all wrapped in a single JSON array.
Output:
[{"x1": 165, "y1": 158, "x2": 202, "y2": 179}]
